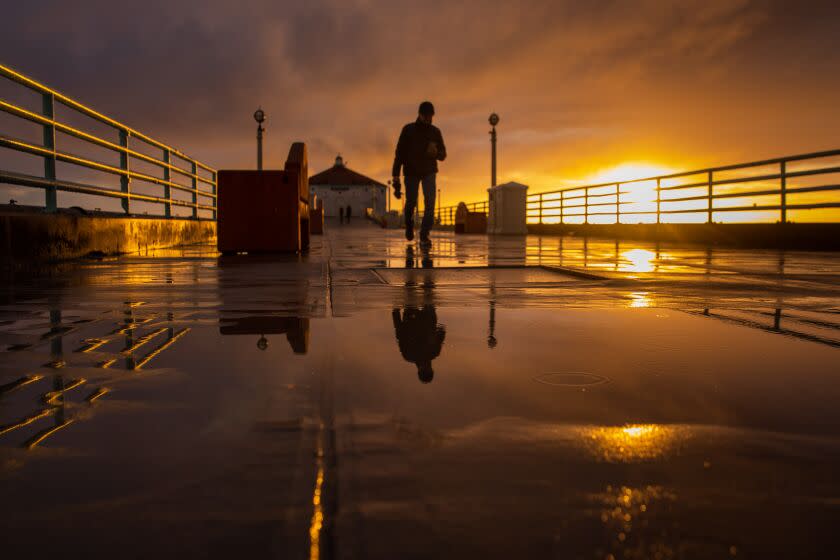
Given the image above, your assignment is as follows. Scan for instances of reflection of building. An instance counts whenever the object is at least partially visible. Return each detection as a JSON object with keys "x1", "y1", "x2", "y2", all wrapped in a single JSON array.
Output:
[{"x1": 309, "y1": 155, "x2": 387, "y2": 218}]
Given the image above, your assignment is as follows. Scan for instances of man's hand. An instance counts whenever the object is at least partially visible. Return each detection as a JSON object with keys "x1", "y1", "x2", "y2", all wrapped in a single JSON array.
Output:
[{"x1": 392, "y1": 177, "x2": 402, "y2": 199}]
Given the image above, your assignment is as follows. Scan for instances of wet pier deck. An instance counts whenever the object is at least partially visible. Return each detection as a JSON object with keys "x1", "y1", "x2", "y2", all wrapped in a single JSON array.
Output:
[{"x1": 2, "y1": 220, "x2": 839, "y2": 559}]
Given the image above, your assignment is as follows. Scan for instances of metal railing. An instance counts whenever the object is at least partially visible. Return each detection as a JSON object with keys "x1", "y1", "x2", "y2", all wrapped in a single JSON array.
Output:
[
  {"x1": 0, "y1": 63, "x2": 216, "y2": 218},
  {"x1": 437, "y1": 201, "x2": 488, "y2": 226},
  {"x1": 527, "y1": 150, "x2": 840, "y2": 225}
]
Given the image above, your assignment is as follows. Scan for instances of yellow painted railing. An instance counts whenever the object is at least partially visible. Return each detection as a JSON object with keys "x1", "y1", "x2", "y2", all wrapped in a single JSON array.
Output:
[{"x1": 0, "y1": 63, "x2": 216, "y2": 218}]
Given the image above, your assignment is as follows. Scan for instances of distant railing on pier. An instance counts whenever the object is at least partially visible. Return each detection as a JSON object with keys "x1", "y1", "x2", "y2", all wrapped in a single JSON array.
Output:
[
  {"x1": 0, "y1": 63, "x2": 216, "y2": 218},
  {"x1": 438, "y1": 150, "x2": 840, "y2": 226},
  {"x1": 437, "y1": 201, "x2": 488, "y2": 226},
  {"x1": 527, "y1": 150, "x2": 840, "y2": 225}
]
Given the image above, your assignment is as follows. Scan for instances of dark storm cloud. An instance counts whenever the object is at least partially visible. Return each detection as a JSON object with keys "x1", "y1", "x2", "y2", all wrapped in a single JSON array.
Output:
[{"x1": 3, "y1": 0, "x2": 840, "y2": 193}]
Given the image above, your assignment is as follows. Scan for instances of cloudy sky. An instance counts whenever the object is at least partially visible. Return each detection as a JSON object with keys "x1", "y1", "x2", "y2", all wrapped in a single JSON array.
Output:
[{"x1": 3, "y1": 0, "x2": 840, "y2": 204}]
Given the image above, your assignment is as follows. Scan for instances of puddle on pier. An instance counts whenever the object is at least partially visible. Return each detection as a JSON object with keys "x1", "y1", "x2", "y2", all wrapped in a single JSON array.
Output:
[{"x1": 0, "y1": 302, "x2": 839, "y2": 557}]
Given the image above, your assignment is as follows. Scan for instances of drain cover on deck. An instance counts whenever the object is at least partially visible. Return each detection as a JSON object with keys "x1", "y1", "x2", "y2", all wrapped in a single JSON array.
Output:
[
  {"x1": 373, "y1": 266, "x2": 584, "y2": 286},
  {"x1": 533, "y1": 372, "x2": 611, "y2": 386}
]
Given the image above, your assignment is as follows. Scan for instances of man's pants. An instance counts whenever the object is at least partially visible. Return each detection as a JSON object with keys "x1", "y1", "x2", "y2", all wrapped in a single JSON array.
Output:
[{"x1": 404, "y1": 173, "x2": 436, "y2": 235}]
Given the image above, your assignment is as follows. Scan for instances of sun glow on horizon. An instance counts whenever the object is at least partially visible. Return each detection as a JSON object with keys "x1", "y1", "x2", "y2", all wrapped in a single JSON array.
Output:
[{"x1": 582, "y1": 162, "x2": 675, "y2": 186}]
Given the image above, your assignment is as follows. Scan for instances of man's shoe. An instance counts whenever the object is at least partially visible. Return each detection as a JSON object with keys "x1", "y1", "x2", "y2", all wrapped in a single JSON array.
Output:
[
  {"x1": 405, "y1": 227, "x2": 414, "y2": 241},
  {"x1": 419, "y1": 232, "x2": 431, "y2": 247}
]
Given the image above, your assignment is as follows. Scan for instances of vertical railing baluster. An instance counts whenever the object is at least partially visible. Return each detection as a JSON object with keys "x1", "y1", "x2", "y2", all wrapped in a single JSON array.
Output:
[
  {"x1": 162, "y1": 149, "x2": 172, "y2": 218},
  {"x1": 707, "y1": 170, "x2": 713, "y2": 224},
  {"x1": 191, "y1": 161, "x2": 198, "y2": 219},
  {"x1": 615, "y1": 183, "x2": 620, "y2": 224},
  {"x1": 119, "y1": 129, "x2": 130, "y2": 214},
  {"x1": 656, "y1": 178, "x2": 661, "y2": 224},
  {"x1": 42, "y1": 93, "x2": 57, "y2": 211},
  {"x1": 560, "y1": 191, "x2": 564, "y2": 224},
  {"x1": 584, "y1": 188, "x2": 589, "y2": 224},
  {"x1": 780, "y1": 160, "x2": 787, "y2": 224}
]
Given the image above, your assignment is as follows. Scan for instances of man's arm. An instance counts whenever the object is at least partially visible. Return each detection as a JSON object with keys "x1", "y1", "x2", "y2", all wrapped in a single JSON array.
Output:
[
  {"x1": 392, "y1": 125, "x2": 409, "y2": 178},
  {"x1": 435, "y1": 128, "x2": 447, "y2": 162}
]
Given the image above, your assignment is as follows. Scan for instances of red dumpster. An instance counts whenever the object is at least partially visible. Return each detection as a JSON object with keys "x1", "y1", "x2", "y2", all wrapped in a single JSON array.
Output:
[{"x1": 217, "y1": 143, "x2": 310, "y2": 254}]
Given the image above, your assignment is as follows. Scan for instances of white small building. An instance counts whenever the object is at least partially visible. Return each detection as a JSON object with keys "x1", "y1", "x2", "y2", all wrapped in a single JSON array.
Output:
[{"x1": 309, "y1": 155, "x2": 388, "y2": 218}]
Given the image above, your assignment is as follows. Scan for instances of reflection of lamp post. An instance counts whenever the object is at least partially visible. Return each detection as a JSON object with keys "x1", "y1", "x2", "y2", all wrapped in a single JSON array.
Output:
[
  {"x1": 254, "y1": 108, "x2": 266, "y2": 170},
  {"x1": 489, "y1": 113, "x2": 500, "y2": 187},
  {"x1": 488, "y1": 299, "x2": 497, "y2": 348}
]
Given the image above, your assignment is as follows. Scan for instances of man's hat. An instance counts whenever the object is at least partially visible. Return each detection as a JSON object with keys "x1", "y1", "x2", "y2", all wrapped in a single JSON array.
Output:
[{"x1": 418, "y1": 101, "x2": 435, "y2": 116}]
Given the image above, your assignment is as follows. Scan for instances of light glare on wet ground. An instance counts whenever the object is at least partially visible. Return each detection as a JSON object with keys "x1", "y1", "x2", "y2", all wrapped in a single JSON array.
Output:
[{"x1": 1, "y1": 220, "x2": 839, "y2": 559}]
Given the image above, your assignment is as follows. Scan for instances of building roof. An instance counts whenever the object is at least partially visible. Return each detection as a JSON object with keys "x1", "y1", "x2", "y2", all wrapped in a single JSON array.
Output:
[{"x1": 309, "y1": 155, "x2": 388, "y2": 188}]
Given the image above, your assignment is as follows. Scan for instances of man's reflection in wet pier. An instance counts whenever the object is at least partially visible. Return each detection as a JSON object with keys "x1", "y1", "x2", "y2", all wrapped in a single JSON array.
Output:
[
  {"x1": 393, "y1": 241, "x2": 445, "y2": 382},
  {"x1": 392, "y1": 306, "x2": 446, "y2": 383}
]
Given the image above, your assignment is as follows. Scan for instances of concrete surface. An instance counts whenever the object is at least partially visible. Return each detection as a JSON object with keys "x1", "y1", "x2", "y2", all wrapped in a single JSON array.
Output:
[
  {"x1": 0, "y1": 204, "x2": 216, "y2": 262},
  {"x1": 1, "y1": 219, "x2": 839, "y2": 559}
]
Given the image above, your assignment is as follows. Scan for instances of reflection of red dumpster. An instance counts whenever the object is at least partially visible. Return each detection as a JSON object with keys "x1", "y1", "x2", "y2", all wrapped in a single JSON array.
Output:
[
  {"x1": 217, "y1": 142, "x2": 310, "y2": 254},
  {"x1": 219, "y1": 315, "x2": 310, "y2": 354},
  {"x1": 309, "y1": 195, "x2": 324, "y2": 235}
]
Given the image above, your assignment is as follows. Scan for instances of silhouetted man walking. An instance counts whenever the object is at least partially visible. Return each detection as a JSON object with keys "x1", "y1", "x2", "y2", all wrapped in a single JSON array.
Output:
[{"x1": 392, "y1": 101, "x2": 447, "y2": 246}]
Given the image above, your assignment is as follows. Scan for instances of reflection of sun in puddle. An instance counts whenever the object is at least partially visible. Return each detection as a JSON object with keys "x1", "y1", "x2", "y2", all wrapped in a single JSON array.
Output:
[
  {"x1": 621, "y1": 249, "x2": 656, "y2": 273},
  {"x1": 628, "y1": 292, "x2": 653, "y2": 308},
  {"x1": 578, "y1": 424, "x2": 687, "y2": 462}
]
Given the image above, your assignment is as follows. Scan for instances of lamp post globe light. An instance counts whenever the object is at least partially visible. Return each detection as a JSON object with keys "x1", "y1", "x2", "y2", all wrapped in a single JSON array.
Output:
[
  {"x1": 254, "y1": 107, "x2": 266, "y2": 170},
  {"x1": 489, "y1": 113, "x2": 500, "y2": 186}
]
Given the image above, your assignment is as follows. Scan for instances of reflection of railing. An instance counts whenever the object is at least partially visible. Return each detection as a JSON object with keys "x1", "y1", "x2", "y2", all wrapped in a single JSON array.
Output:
[
  {"x1": 528, "y1": 150, "x2": 840, "y2": 225},
  {"x1": 0, "y1": 302, "x2": 191, "y2": 449},
  {"x1": 0, "y1": 63, "x2": 216, "y2": 218},
  {"x1": 690, "y1": 308, "x2": 840, "y2": 348},
  {"x1": 437, "y1": 201, "x2": 488, "y2": 226}
]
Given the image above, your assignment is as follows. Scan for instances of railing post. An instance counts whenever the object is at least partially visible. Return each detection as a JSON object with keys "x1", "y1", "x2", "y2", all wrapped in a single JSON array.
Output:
[
  {"x1": 162, "y1": 149, "x2": 172, "y2": 218},
  {"x1": 191, "y1": 161, "x2": 198, "y2": 219},
  {"x1": 42, "y1": 93, "x2": 57, "y2": 212},
  {"x1": 656, "y1": 178, "x2": 661, "y2": 224},
  {"x1": 584, "y1": 188, "x2": 589, "y2": 224},
  {"x1": 615, "y1": 183, "x2": 620, "y2": 224},
  {"x1": 211, "y1": 170, "x2": 217, "y2": 220},
  {"x1": 560, "y1": 191, "x2": 564, "y2": 224},
  {"x1": 119, "y1": 129, "x2": 130, "y2": 214},
  {"x1": 780, "y1": 160, "x2": 787, "y2": 224},
  {"x1": 538, "y1": 193, "x2": 543, "y2": 225},
  {"x1": 706, "y1": 170, "x2": 713, "y2": 224}
]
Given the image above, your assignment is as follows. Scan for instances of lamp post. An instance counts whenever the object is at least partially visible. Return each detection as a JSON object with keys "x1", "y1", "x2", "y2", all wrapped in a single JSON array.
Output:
[
  {"x1": 254, "y1": 107, "x2": 266, "y2": 170},
  {"x1": 489, "y1": 113, "x2": 500, "y2": 187}
]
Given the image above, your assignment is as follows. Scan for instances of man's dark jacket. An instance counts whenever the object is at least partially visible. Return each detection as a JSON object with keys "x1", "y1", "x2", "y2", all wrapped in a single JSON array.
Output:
[{"x1": 392, "y1": 118, "x2": 447, "y2": 178}]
